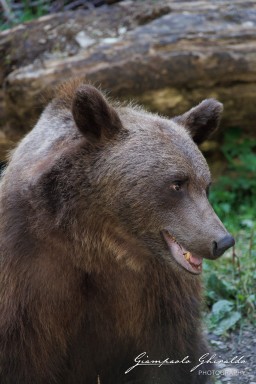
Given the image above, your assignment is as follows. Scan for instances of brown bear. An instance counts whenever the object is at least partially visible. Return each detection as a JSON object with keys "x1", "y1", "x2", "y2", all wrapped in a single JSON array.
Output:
[{"x1": 0, "y1": 80, "x2": 234, "y2": 384}]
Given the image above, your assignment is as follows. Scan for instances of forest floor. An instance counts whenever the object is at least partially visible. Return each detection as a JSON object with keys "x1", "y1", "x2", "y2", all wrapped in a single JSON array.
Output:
[{"x1": 207, "y1": 323, "x2": 255, "y2": 384}]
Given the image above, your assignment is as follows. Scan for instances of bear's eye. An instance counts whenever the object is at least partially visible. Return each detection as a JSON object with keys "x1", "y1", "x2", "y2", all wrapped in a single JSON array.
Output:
[{"x1": 170, "y1": 181, "x2": 183, "y2": 192}]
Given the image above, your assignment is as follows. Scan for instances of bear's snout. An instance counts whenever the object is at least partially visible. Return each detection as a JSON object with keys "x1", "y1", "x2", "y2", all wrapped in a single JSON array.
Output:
[{"x1": 212, "y1": 234, "x2": 235, "y2": 258}]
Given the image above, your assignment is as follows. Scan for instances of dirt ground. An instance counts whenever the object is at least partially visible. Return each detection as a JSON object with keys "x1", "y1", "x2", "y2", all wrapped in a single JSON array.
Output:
[{"x1": 207, "y1": 323, "x2": 256, "y2": 383}]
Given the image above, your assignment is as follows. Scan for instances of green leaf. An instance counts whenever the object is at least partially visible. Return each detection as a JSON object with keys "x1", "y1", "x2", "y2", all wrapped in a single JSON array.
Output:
[
  {"x1": 212, "y1": 300, "x2": 234, "y2": 319},
  {"x1": 241, "y1": 219, "x2": 254, "y2": 229},
  {"x1": 213, "y1": 311, "x2": 241, "y2": 335},
  {"x1": 247, "y1": 294, "x2": 256, "y2": 306},
  {"x1": 206, "y1": 274, "x2": 236, "y2": 301}
]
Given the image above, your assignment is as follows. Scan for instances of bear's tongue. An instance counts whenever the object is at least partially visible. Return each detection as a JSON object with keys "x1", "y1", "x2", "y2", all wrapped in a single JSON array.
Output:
[
  {"x1": 189, "y1": 254, "x2": 203, "y2": 266},
  {"x1": 162, "y1": 231, "x2": 203, "y2": 275}
]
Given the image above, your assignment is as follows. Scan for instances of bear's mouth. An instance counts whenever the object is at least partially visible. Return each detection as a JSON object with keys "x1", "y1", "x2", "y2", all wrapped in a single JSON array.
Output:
[{"x1": 162, "y1": 230, "x2": 203, "y2": 275}]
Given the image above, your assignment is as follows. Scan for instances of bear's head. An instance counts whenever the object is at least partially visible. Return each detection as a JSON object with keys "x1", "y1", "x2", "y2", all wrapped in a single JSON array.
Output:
[
  {"x1": 68, "y1": 84, "x2": 234, "y2": 275},
  {"x1": 25, "y1": 83, "x2": 234, "y2": 274}
]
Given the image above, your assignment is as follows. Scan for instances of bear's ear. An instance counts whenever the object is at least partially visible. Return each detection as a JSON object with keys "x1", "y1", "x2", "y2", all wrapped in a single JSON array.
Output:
[
  {"x1": 72, "y1": 85, "x2": 122, "y2": 144},
  {"x1": 173, "y1": 99, "x2": 223, "y2": 145}
]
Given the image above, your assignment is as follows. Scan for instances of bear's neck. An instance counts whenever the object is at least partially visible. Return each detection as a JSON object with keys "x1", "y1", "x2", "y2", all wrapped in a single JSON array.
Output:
[{"x1": 81, "y1": 251, "x2": 202, "y2": 354}]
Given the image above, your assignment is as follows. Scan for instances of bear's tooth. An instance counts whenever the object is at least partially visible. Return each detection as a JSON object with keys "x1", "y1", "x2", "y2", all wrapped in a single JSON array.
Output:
[{"x1": 184, "y1": 252, "x2": 191, "y2": 261}]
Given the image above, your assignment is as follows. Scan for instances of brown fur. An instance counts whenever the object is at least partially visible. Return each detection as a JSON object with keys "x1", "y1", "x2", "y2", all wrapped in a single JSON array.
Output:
[{"x1": 0, "y1": 81, "x2": 232, "y2": 384}]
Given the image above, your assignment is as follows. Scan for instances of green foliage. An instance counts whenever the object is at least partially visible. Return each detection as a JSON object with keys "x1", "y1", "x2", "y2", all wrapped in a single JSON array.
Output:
[
  {"x1": 204, "y1": 233, "x2": 256, "y2": 334},
  {"x1": 1, "y1": 0, "x2": 50, "y2": 30},
  {"x1": 208, "y1": 300, "x2": 241, "y2": 336},
  {"x1": 1, "y1": 1, "x2": 104, "y2": 30},
  {"x1": 210, "y1": 127, "x2": 256, "y2": 231},
  {"x1": 204, "y1": 128, "x2": 256, "y2": 335},
  {"x1": 19, "y1": 1, "x2": 47, "y2": 23}
]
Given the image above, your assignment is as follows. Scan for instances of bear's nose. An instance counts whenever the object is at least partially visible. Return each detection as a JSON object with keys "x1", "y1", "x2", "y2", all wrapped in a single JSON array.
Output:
[{"x1": 212, "y1": 234, "x2": 235, "y2": 257}]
